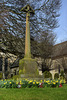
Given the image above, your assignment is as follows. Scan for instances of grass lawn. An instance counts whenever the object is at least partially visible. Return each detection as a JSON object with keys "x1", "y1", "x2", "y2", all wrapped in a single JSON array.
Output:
[{"x1": 0, "y1": 84, "x2": 67, "y2": 100}]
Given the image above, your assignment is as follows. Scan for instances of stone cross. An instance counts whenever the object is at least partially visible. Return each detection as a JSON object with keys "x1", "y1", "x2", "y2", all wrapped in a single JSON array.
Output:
[
  {"x1": 21, "y1": 4, "x2": 35, "y2": 58},
  {"x1": 19, "y1": 5, "x2": 39, "y2": 78}
]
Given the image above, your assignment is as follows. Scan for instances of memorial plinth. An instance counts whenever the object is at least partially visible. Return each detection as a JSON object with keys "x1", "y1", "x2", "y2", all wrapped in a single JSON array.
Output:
[{"x1": 19, "y1": 4, "x2": 39, "y2": 78}]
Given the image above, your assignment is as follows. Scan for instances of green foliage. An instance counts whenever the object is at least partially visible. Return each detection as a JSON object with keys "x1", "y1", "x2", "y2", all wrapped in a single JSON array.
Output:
[
  {"x1": 60, "y1": 70, "x2": 65, "y2": 79},
  {"x1": 19, "y1": 69, "x2": 25, "y2": 74},
  {"x1": 43, "y1": 71, "x2": 52, "y2": 79},
  {"x1": 54, "y1": 73, "x2": 59, "y2": 79},
  {"x1": 0, "y1": 73, "x2": 2, "y2": 79},
  {"x1": 12, "y1": 75, "x2": 20, "y2": 80},
  {"x1": 36, "y1": 69, "x2": 39, "y2": 76},
  {"x1": 0, "y1": 79, "x2": 66, "y2": 89}
]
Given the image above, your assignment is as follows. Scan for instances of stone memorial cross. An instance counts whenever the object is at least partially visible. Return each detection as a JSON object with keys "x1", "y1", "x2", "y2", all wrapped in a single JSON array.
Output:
[{"x1": 19, "y1": 5, "x2": 39, "y2": 78}]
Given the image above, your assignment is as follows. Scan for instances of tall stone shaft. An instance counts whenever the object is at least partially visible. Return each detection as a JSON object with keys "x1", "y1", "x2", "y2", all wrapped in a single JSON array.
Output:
[
  {"x1": 21, "y1": 4, "x2": 35, "y2": 58},
  {"x1": 25, "y1": 11, "x2": 31, "y2": 58}
]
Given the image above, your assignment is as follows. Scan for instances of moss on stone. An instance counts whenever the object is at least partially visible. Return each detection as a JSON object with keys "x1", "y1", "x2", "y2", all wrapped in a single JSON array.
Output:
[
  {"x1": 19, "y1": 58, "x2": 39, "y2": 78},
  {"x1": 12, "y1": 75, "x2": 20, "y2": 80},
  {"x1": 36, "y1": 69, "x2": 39, "y2": 76}
]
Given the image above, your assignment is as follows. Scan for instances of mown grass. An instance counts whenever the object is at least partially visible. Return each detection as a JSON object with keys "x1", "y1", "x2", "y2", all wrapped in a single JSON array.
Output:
[{"x1": 0, "y1": 84, "x2": 67, "y2": 100}]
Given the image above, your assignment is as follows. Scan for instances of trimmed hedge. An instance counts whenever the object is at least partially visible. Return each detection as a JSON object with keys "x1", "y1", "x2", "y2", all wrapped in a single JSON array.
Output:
[
  {"x1": 60, "y1": 70, "x2": 65, "y2": 79},
  {"x1": 54, "y1": 73, "x2": 59, "y2": 79},
  {"x1": 43, "y1": 71, "x2": 52, "y2": 79},
  {"x1": 0, "y1": 73, "x2": 2, "y2": 79}
]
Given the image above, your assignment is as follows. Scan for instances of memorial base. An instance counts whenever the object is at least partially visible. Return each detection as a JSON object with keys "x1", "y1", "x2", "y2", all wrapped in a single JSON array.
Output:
[{"x1": 19, "y1": 58, "x2": 39, "y2": 78}]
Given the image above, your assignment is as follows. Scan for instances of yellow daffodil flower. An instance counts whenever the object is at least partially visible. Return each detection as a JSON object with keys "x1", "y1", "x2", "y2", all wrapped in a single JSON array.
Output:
[{"x1": 10, "y1": 82, "x2": 11, "y2": 84}]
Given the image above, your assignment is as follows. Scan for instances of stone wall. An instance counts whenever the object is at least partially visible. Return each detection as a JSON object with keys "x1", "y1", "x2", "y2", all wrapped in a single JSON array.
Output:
[
  {"x1": 35, "y1": 56, "x2": 67, "y2": 79},
  {"x1": 47, "y1": 56, "x2": 67, "y2": 79},
  {"x1": 10, "y1": 67, "x2": 19, "y2": 77},
  {"x1": 0, "y1": 52, "x2": 17, "y2": 79},
  {"x1": 0, "y1": 51, "x2": 67, "y2": 80}
]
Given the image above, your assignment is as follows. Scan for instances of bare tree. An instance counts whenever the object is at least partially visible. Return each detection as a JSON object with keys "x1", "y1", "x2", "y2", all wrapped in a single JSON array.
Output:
[{"x1": 0, "y1": 0, "x2": 61, "y2": 59}]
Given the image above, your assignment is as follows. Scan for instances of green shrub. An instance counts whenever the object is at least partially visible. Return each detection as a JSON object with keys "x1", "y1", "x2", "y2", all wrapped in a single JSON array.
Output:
[
  {"x1": 0, "y1": 73, "x2": 2, "y2": 79},
  {"x1": 12, "y1": 75, "x2": 20, "y2": 80},
  {"x1": 54, "y1": 73, "x2": 59, "y2": 79},
  {"x1": 60, "y1": 70, "x2": 65, "y2": 79},
  {"x1": 43, "y1": 71, "x2": 52, "y2": 79}
]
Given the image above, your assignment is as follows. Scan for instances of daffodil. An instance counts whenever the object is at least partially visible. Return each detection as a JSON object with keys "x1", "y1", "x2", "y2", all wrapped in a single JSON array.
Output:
[
  {"x1": 53, "y1": 82, "x2": 55, "y2": 84},
  {"x1": 40, "y1": 80, "x2": 42, "y2": 82},
  {"x1": 4, "y1": 83, "x2": 6, "y2": 85},
  {"x1": 56, "y1": 80, "x2": 58, "y2": 83},
  {"x1": 44, "y1": 80, "x2": 46, "y2": 82},
  {"x1": 48, "y1": 80, "x2": 49, "y2": 82},
  {"x1": 33, "y1": 82, "x2": 35, "y2": 84},
  {"x1": 36, "y1": 82, "x2": 39, "y2": 84},
  {"x1": 51, "y1": 80, "x2": 52, "y2": 82},
  {"x1": 29, "y1": 80, "x2": 33, "y2": 83},
  {"x1": 25, "y1": 79, "x2": 27, "y2": 81},
  {"x1": 20, "y1": 81, "x2": 21, "y2": 83},
  {"x1": 9, "y1": 82, "x2": 11, "y2": 84},
  {"x1": 16, "y1": 82, "x2": 18, "y2": 84},
  {"x1": 64, "y1": 80, "x2": 66, "y2": 83}
]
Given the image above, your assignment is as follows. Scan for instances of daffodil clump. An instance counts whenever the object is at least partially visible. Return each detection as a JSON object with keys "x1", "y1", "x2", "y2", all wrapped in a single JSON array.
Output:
[
  {"x1": 43, "y1": 79, "x2": 66, "y2": 88},
  {"x1": 0, "y1": 79, "x2": 66, "y2": 88}
]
